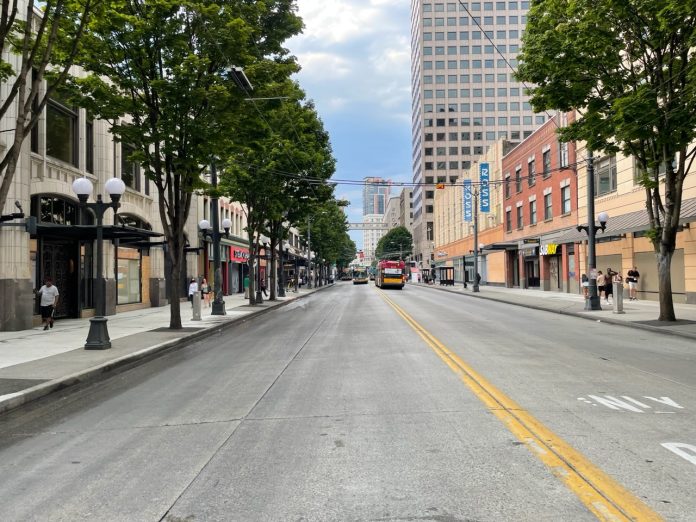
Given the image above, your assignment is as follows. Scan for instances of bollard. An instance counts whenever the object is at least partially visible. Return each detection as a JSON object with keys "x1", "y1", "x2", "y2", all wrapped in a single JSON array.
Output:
[
  {"x1": 613, "y1": 282, "x2": 625, "y2": 314},
  {"x1": 192, "y1": 292, "x2": 202, "y2": 321}
]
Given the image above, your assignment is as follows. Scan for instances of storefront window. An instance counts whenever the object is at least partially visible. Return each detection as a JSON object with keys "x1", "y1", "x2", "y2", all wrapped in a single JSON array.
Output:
[{"x1": 117, "y1": 247, "x2": 141, "y2": 304}]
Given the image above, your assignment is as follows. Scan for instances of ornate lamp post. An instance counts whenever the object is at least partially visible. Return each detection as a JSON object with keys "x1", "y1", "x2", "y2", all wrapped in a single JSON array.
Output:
[
  {"x1": 199, "y1": 216, "x2": 232, "y2": 314},
  {"x1": 278, "y1": 241, "x2": 288, "y2": 298},
  {"x1": 577, "y1": 210, "x2": 609, "y2": 311},
  {"x1": 256, "y1": 239, "x2": 269, "y2": 304},
  {"x1": 72, "y1": 177, "x2": 126, "y2": 349}
]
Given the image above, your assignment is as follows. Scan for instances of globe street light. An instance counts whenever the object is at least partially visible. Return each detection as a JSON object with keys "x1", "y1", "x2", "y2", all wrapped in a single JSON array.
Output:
[
  {"x1": 72, "y1": 176, "x2": 126, "y2": 349},
  {"x1": 199, "y1": 216, "x2": 232, "y2": 315}
]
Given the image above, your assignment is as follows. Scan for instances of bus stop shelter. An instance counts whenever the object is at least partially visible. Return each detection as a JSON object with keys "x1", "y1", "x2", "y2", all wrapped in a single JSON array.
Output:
[{"x1": 436, "y1": 266, "x2": 455, "y2": 286}]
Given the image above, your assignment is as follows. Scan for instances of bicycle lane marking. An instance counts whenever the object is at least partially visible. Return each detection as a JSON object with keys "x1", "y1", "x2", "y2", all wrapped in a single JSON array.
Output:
[{"x1": 377, "y1": 289, "x2": 663, "y2": 522}]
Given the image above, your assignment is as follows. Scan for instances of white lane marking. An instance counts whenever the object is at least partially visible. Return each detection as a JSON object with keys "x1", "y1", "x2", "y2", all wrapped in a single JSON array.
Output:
[
  {"x1": 588, "y1": 395, "x2": 645, "y2": 412},
  {"x1": 644, "y1": 396, "x2": 684, "y2": 409},
  {"x1": 621, "y1": 396, "x2": 651, "y2": 409},
  {"x1": 662, "y1": 443, "x2": 696, "y2": 467}
]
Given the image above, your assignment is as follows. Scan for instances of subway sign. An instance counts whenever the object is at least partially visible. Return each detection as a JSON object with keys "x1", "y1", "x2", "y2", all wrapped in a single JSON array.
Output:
[{"x1": 539, "y1": 243, "x2": 560, "y2": 256}]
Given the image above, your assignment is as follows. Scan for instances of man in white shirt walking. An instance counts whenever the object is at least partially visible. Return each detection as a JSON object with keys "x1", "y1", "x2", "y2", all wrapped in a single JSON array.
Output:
[{"x1": 37, "y1": 277, "x2": 60, "y2": 331}]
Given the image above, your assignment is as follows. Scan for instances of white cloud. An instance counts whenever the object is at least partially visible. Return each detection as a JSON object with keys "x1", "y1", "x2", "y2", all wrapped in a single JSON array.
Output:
[
  {"x1": 294, "y1": 0, "x2": 383, "y2": 44},
  {"x1": 297, "y1": 52, "x2": 353, "y2": 78}
]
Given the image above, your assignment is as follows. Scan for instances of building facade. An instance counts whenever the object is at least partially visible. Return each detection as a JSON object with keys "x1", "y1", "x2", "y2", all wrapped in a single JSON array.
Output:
[{"x1": 410, "y1": 0, "x2": 540, "y2": 269}]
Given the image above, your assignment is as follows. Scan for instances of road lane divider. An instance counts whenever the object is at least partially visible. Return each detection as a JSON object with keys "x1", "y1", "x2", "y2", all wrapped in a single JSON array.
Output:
[{"x1": 377, "y1": 289, "x2": 662, "y2": 522}]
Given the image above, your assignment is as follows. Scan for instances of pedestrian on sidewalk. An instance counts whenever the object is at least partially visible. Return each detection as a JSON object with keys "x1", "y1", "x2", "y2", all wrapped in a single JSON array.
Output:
[
  {"x1": 260, "y1": 277, "x2": 268, "y2": 297},
  {"x1": 581, "y1": 273, "x2": 589, "y2": 298},
  {"x1": 627, "y1": 266, "x2": 640, "y2": 300},
  {"x1": 36, "y1": 277, "x2": 59, "y2": 330},
  {"x1": 605, "y1": 268, "x2": 616, "y2": 303},
  {"x1": 596, "y1": 271, "x2": 606, "y2": 300},
  {"x1": 188, "y1": 278, "x2": 198, "y2": 307},
  {"x1": 200, "y1": 278, "x2": 210, "y2": 307}
]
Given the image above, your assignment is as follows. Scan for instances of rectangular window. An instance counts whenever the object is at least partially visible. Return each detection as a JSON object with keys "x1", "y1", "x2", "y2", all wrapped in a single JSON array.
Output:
[
  {"x1": 529, "y1": 200, "x2": 537, "y2": 225},
  {"x1": 504, "y1": 174, "x2": 511, "y2": 199},
  {"x1": 542, "y1": 149, "x2": 551, "y2": 177},
  {"x1": 595, "y1": 155, "x2": 617, "y2": 196},
  {"x1": 85, "y1": 118, "x2": 94, "y2": 174},
  {"x1": 121, "y1": 145, "x2": 141, "y2": 191},
  {"x1": 117, "y1": 247, "x2": 142, "y2": 304},
  {"x1": 528, "y1": 159, "x2": 536, "y2": 187},
  {"x1": 561, "y1": 185, "x2": 571, "y2": 213},
  {"x1": 544, "y1": 193, "x2": 552, "y2": 220},
  {"x1": 515, "y1": 168, "x2": 522, "y2": 192},
  {"x1": 516, "y1": 205, "x2": 523, "y2": 229},
  {"x1": 46, "y1": 98, "x2": 79, "y2": 167},
  {"x1": 506, "y1": 209, "x2": 512, "y2": 232}
]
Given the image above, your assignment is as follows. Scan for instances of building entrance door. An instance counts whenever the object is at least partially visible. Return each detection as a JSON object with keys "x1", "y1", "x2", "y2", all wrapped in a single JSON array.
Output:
[
  {"x1": 549, "y1": 255, "x2": 561, "y2": 291},
  {"x1": 40, "y1": 240, "x2": 79, "y2": 319}
]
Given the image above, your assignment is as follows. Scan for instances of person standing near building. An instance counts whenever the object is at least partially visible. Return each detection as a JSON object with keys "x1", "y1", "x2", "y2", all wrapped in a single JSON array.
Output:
[
  {"x1": 36, "y1": 277, "x2": 59, "y2": 331},
  {"x1": 596, "y1": 270, "x2": 606, "y2": 300},
  {"x1": 604, "y1": 268, "x2": 616, "y2": 303},
  {"x1": 200, "y1": 278, "x2": 210, "y2": 307},
  {"x1": 188, "y1": 278, "x2": 198, "y2": 307},
  {"x1": 626, "y1": 266, "x2": 640, "y2": 300}
]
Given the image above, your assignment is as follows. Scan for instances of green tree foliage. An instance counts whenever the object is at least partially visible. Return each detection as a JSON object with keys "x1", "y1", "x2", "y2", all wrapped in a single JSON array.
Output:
[
  {"x1": 73, "y1": 0, "x2": 302, "y2": 326},
  {"x1": 0, "y1": 0, "x2": 102, "y2": 214},
  {"x1": 220, "y1": 78, "x2": 335, "y2": 303},
  {"x1": 375, "y1": 226, "x2": 413, "y2": 261},
  {"x1": 517, "y1": 0, "x2": 696, "y2": 321},
  {"x1": 297, "y1": 199, "x2": 354, "y2": 277}
]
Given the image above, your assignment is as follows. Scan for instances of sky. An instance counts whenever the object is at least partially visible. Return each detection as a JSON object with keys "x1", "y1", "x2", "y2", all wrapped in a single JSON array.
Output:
[{"x1": 287, "y1": 0, "x2": 413, "y2": 250}]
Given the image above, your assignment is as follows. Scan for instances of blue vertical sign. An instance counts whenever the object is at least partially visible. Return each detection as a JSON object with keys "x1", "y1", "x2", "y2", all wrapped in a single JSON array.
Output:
[
  {"x1": 480, "y1": 162, "x2": 490, "y2": 213},
  {"x1": 463, "y1": 179, "x2": 472, "y2": 222}
]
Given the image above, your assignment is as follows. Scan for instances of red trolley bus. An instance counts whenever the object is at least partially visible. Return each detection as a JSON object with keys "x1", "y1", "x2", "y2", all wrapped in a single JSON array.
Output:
[{"x1": 375, "y1": 260, "x2": 405, "y2": 289}]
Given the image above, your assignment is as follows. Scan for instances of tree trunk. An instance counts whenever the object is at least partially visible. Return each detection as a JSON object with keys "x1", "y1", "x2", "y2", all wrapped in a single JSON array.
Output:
[
  {"x1": 168, "y1": 238, "x2": 184, "y2": 329},
  {"x1": 269, "y1": 239, "x2": 277, "y2": 301},
  {"x1": 657, "y1": 249, "x2": 676, "y2": 321},
  {"x1": 247, "y1": 238, "x2": 256, "y2": 305}
]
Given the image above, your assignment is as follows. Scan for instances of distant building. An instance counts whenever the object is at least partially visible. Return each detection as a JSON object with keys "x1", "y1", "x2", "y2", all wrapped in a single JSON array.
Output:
[{"x1": 363, "y1": 177, "x2": 390, "y2": 216}]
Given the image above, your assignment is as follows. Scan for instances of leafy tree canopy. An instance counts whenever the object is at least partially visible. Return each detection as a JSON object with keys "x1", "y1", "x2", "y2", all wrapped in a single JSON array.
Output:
[{"x1": 375, "y1": 226, "x2": 413, "y2": 261}]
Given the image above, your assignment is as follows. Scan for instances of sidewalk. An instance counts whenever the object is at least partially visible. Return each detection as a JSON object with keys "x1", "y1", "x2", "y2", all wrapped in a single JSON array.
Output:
[
  {"x1": 0, "y1": 286, "x2": 324, "y2": 415},
  {"x1": 415, "y1": 282, "x2": 696, "y2": 340}
]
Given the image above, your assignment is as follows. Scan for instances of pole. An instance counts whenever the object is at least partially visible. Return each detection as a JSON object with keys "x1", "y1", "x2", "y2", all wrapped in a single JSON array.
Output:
[
  {"x1": 585, "y1": 150, "x2": 601, "y2": 310},
  {"x1": 278, "y1": 243, "x2": 286, "y2": 297},
  {"x1": 307, "y1": 217, "x2": 312, "y2": 289},
  {"x1": 85, "y1": 197, "x2": 111, "y2": 349},
  {"x1": 473, "y1": 191, "x2": 480, "y2": 293},
  {"x1": 210, "y1": 161, "x2": 225, "y2": 315}
]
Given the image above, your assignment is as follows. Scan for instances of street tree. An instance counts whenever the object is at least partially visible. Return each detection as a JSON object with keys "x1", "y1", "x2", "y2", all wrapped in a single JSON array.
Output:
[
  {"x1": 0, "y1": 0, "x2": 103, "y2": 214},
  {"x1": 221, "y1": 79, "x2": 335, "y2": 303},
  {"x1": 72, "y1": 0, "x2": 301, "y2": 327},
  {"x1": 516, "y1": 0, "x2": 696, "y2": 321},
  {"x1": 375, "y1": 226, "x2": 413, "y2": 261}
]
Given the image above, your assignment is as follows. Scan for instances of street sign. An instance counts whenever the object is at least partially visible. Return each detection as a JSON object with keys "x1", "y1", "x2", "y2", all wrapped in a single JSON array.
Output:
[
  {"x1": 480, "y1": 162, "x2": 490, "y2": 213},
  {"x1": 463, "y1": 179, "x2": 472, "y2": 222}
]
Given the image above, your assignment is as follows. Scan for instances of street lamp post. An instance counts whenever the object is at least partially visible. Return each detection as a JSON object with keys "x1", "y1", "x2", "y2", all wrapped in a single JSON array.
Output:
[
  {"x1": 306, "y1": 217, "x2": 312, "y2": 289},
  {"x1": 256, "y1": 239, "x2": 268, "y2": 304},
  {"x1": 72, "y1": 177, "x2": 126, "y2": 350},
  {"x1": 576, "y1": 151, "x2": 608, "y2": 311},
  {"x1": 472, "y1": 190, "x2": 480, "y2": 292},
  {"x1": 198, "y1": 214, "x2": 232, "y2": 315}
]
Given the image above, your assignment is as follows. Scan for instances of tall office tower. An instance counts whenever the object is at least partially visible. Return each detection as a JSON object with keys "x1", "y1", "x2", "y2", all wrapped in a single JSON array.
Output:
[
  {"x1": 362, "y1": 177, "x2": 391, "y2": 263},
  {"x1": 410, "y1": 0, "x2": 542, "y2": 266},
  {"x1": 363, "y1": 177, "x2": 391, "y2": 216}
]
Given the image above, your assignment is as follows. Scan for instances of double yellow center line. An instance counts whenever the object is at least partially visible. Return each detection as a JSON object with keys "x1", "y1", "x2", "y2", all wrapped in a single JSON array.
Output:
[{"x1": 378, "y1": 289, "x2": 662, "y2": 522}]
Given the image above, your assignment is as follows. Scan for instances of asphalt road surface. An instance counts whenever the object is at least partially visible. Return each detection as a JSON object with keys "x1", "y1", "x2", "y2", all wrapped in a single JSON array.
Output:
[{"x1": 1, "y1": 282, "x2": 695, "y2": 521}]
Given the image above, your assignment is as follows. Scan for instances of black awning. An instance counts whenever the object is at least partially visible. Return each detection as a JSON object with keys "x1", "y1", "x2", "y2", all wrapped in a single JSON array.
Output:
[
  {"x1": 483, "y1": 242, "x2": 518, "y2": 251},
  {"x1": 36, "y1": 223, "x2": 163, "y2": 245}
]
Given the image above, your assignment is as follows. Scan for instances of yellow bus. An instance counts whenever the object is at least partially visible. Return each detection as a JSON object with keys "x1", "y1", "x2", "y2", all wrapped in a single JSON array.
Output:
[{"x1": 352, "y1": 267, "x2": 369, "y2": 284}]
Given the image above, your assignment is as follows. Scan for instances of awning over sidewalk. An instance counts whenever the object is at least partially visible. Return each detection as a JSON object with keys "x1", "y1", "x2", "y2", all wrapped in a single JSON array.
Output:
[
  {"x1": 36, "y1": 223, "x2": 164, "y2": 245},
  {"x1": 555, "y1": 196, "x2": 696, "y2": 244}
]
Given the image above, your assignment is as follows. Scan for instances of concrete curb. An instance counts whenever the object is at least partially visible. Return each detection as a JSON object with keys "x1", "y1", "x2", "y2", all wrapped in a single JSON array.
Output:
[
  {"x1": 413, "y1": 283, "x2": 696, "y2": 342},
  {"x1": 0, "y1": 286, "x2": 334, "y2": 417}
]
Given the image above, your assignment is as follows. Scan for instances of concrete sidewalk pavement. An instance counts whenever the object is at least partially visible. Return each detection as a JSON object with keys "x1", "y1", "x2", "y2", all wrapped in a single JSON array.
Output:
[
  {"x1": 415, "y1": 281, "x2": 696, "y2": 340},
  {"x1": 0, "y1": 286, "x2": 324, "y2": 415}
]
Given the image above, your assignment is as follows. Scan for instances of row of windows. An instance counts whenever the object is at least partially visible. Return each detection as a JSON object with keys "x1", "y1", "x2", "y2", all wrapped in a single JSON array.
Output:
[
  {"x1": 504, "y1": 152, "x2": 552, "y2": 197},
  {"x1": 425, "y1": 101, "x2": 531, "y2": 112},
  {"x1": 424, "y1": 130, "x2": 533, "y2": 141},
  {"x1": 424, "y1": 88, "x2": 526, "y2": 98},
  {"x1": 425, "y1": 116, "x2": 545, "y2": 126},
  {"x1": 423, "y1": 15, "x2": 527, "y2": 26},
  {"x1": 425, "y1": 46, "x2": 520, "y2": 57},
  {"x1": 423, "y1": 30, "x2": 522, "y2": 41},
  {"x1": 424, "y1": 57, "x2": 519, "y2": 69},
  {"x1": 425, "y1": 74, "x2": 515, "y2": 84},
  {"x1": 424, "y1": 1, "x2": 530, "y2": 12},
  {"x1": 31, "y1": 97, "x2": 149, "y2": 196},
  {"x1": 505, "y1": 188, "x2": 571, "y2": 232}
]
